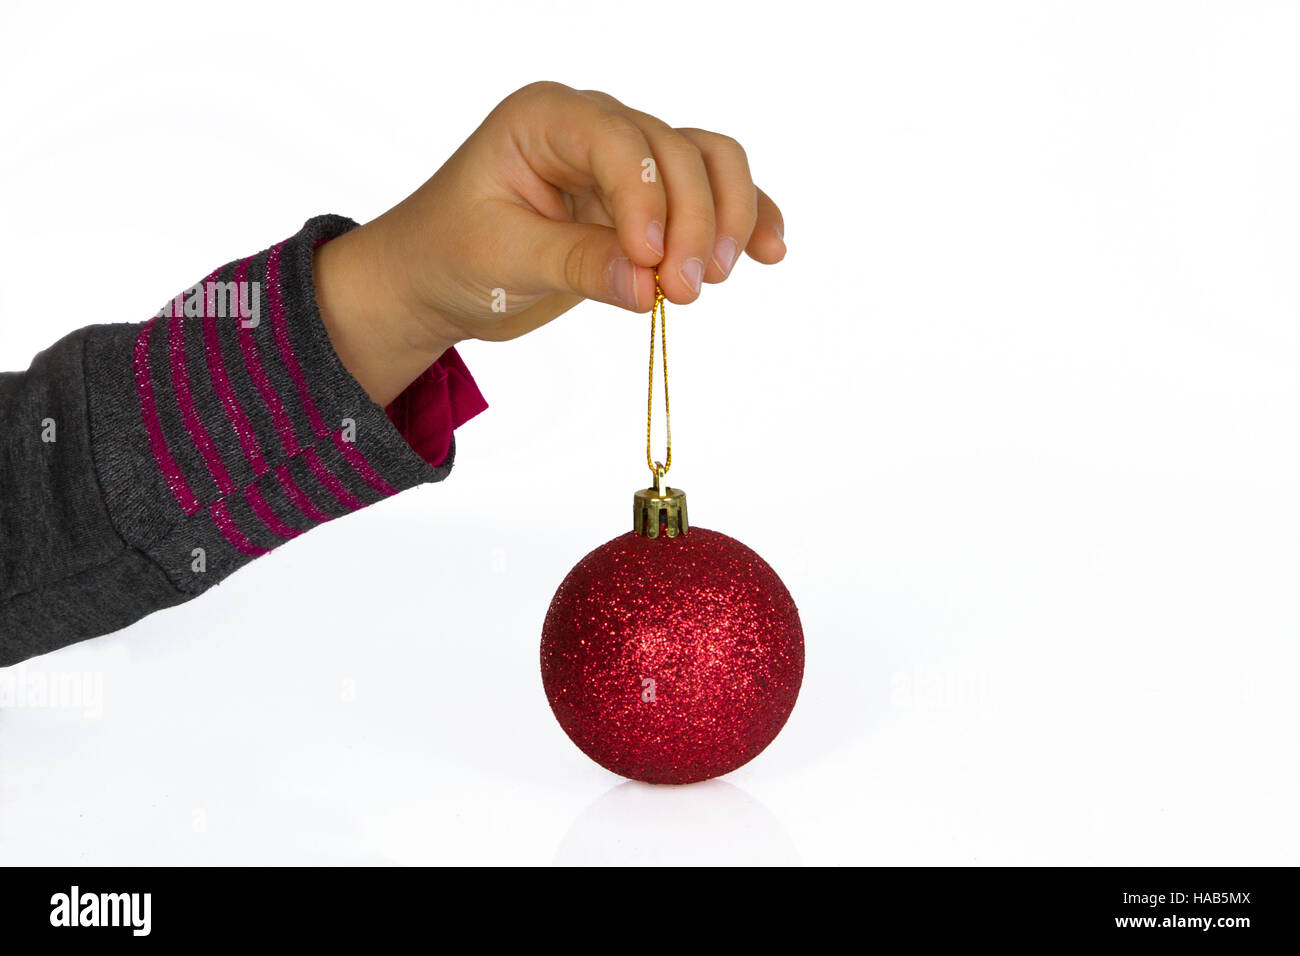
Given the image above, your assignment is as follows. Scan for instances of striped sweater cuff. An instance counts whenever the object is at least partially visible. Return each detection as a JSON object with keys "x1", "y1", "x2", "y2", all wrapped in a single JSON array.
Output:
[{"x1": 84, "y1": 214, "x2": 484, "y2": 595}]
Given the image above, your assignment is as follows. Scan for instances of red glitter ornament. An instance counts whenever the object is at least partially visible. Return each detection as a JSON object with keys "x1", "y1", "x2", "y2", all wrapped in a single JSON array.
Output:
[
  {"x1": 542, "y1": 275, "x2": 802, "y2": 784},
  {"x1": 541, "y1": 507, "x2": 804, "y2": 784}
]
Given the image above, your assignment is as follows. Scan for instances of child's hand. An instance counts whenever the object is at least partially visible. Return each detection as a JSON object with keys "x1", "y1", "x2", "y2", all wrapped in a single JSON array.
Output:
[{"x1": 313, "y1": 82, "x2": 786, "y2": 406}]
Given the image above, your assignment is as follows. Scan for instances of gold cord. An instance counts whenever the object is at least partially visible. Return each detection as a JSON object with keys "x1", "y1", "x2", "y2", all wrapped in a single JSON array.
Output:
[{"x1": 646, "y1": 273, "x2": 671, "y2": 479}]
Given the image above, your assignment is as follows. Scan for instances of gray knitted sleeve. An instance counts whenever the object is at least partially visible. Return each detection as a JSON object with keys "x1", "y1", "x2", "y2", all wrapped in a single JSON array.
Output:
[{"x1": 0, "y1": 214, "x2": 485, "y2": 666}]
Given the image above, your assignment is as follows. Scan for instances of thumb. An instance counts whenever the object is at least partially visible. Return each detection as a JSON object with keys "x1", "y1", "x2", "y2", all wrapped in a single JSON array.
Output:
[{"x1": 499, "y1": 205, "x2": 658, "y2": 313}]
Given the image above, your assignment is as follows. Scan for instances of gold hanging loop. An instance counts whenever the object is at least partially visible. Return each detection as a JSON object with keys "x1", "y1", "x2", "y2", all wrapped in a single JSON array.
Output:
[
  {"x1": 646, "y1": 273, "x2": 671, "y2": 478},
  {"x1": 632, "y1": 272, "x2": 688, "y2": 538}
]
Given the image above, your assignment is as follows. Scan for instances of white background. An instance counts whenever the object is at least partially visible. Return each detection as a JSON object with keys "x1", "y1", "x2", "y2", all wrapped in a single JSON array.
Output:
[{"x1": 2, "y1": 0, "x2": 1298, "y2": 865}]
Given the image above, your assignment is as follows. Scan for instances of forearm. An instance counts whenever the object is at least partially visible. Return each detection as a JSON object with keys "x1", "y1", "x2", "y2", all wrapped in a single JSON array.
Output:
[{"x1": 0, "y1": 215, "x2": 485, "y2": 666}]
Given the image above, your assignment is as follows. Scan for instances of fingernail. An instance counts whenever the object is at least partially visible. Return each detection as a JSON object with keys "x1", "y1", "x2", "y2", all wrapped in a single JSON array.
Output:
[
  {"x1": 712, "y1": 236, "x2": 738, "y2": 276},
  {"x1": 679, "y1": 257, "x2": 704, "y2": 295},
  {"x1": 609, "y1": 257, "x2": 639, "y2": 308},
  {"x1": 774, "y1": 222, "x2": 784, "y2": 242},
  {"x1": 645, "y1": 220, "x2": 665, "y2": 258}
]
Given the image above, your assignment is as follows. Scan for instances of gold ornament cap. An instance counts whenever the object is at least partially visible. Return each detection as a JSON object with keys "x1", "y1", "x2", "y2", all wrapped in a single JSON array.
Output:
[{"x1": 633, "y1": 466, "x2": 688, "y2": 538}]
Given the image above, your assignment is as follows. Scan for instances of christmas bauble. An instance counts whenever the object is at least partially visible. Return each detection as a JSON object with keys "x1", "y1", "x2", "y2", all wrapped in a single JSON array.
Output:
[{"x1": 541, "y1": 489, "x2": 804, "y2": 784}]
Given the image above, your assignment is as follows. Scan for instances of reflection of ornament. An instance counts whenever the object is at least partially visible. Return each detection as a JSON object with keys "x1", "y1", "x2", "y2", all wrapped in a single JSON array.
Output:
[
  {"x1": 540, "y1": 277, "x2": 804, "y2": 785},
  {"x1": 554, "y1": 780, "x2": 800, "y2": 865}
]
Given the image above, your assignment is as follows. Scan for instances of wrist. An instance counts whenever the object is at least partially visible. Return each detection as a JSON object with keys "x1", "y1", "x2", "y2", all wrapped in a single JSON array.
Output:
[{"x1": 313, "y1": 223, "x2": 461, "y2": 407}]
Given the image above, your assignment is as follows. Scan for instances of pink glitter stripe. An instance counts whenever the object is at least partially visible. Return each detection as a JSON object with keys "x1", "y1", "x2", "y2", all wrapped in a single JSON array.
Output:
[
  {"x1": 265, "y1": 241, "x2": 398, "y2": 498},
  {"x1": 225, "y1": 256, "x2": 351, "y2": 530},
  {"x1": 245, "y1": 485, "x2": 302, "y2": 541},
  {"x1": 274, "y1": 464, "x2": 334, "y2": 524},
  {"x1": 205, "y1": 258, "x2": 268, "y2": 475},
  {"x1": 170, "y1": 268, "x2": 236, "y2": 496},
  {"x1": 134, "y1": 317, "x2": 201, "y2": 515},
  {"x1": 332, "y1": 432, "x2": 397, "y2": 494},
  {"x1": 237, "y1": 253, "x2": 303, "y2": 459},
  {"x1": 173, "y1": 268, "x2": 272, "y2": 554},
  {"x1": 209, "y1": 500, "x2": 269, "y2": 557},
  {"x1": 207, "y1": 256, "x2": 330, "y2": 539},
  {"x1": 302, "y1": 447, "x2": 364, "y2": 511}
]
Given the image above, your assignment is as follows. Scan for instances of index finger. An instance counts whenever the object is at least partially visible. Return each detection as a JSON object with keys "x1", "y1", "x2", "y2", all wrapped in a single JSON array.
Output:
[{"x1": 504, "y1": 82, "x2": 667, "y2": 270}]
